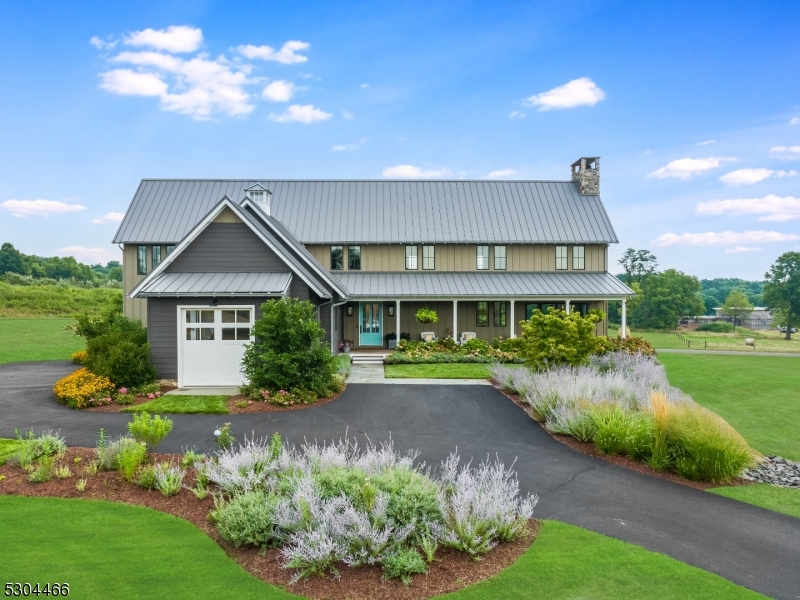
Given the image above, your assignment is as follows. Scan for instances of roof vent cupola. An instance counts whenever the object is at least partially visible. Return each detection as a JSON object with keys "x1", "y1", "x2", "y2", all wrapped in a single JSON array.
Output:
[
  {"x1": 571, "y1": 157, "x2": 600, "y2": 195},
  {"x1": 245, "y1": 184, "x2": 273, "y2": 215}
]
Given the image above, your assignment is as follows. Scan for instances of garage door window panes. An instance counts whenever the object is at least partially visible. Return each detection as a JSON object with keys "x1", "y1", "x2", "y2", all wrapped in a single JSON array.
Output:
[
  {"x1": 222, "y1": 309, "x2": 251, "y2": 340},
  {"x1": 186, "y1": 309, "x2": 215, "y2": 341}
]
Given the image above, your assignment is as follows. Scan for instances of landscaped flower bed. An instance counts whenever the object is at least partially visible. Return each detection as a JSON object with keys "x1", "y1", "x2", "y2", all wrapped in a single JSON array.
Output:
[
  {"x1": 492, "y1": 352, "x2": 759, "y2": 484},
  {"x1": 386, "y1": 338, "x2": 522, "y2": 364}
]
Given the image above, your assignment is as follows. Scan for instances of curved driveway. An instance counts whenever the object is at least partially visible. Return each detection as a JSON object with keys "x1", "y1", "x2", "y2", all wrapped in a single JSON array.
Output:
[{"x1": 2, "y1": 361, "x2": 799, "y2": 600}]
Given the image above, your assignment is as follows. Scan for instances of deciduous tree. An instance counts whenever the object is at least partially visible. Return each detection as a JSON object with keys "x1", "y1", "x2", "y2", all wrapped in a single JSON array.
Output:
[
  {"x1": 720, "y1": 290, "x2": 753, "y2": 332},
  {"x1": 763, "y1": 252, "x2": 800, "y2": 340},
  {"x1": 636, "y1": 269, "x2": 704, "y2": 330},
  {"x1": 618, "y1": 248, "x2": 658, "y2": 286}
]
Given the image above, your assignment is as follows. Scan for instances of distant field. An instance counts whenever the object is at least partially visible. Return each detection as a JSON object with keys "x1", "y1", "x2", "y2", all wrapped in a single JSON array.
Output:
[
  {"x1": 0, "y1": 318, "x2": 84, "y2": 365},
  {"x1": 609, "y1": 326, "x2": 800, "y2": 353},
  {"x1": 0, "y1": 282, "x2": 120, "y2": 317}
]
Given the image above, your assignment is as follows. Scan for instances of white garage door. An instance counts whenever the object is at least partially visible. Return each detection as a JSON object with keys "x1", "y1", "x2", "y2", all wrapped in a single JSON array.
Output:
[{"x1": 178, "y1": 306, "x2": 254, "y2": 387}]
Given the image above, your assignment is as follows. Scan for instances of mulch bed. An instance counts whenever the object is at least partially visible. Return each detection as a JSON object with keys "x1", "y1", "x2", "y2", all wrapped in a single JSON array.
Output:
[
  {"x1": 226, "y1": 389, "x2": 344, "y2": 414},
  {"x1": 489, "y1": 380, "x2": 752, "y2": 491},
  {"x1": 84, "y1": 386, "x2": 178, "y2": 412},
  {"x1": 0, "y1": 446, "x2": 534, "y2": 600}
]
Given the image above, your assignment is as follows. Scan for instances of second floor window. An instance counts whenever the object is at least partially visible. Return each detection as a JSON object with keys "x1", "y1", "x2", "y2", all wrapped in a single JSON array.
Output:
[
  {"x1": 573, "y1": 245, "x2": 585, "y2": 270},
  {"x1": 348, "y1": 246, "x2": 361, "y2": 270},
  {"x1": 137, "y1": 245, "x2": 147, "y2": 275},
  {"x1": 151, "y1": 245, "x2": 162, "y2": 270},
  {"x1": 165, "y1": 244, "x2": 175, "y2": 256},
  {"x1": 405, "y1": 245, "x2": 418, "y2": 270},
  {"x1": 477, "y1": 245, "x2": 489, "y2": 270},
  {"x1": 494, "y1": 245, "x2": 506, "y2": 270},
  {"x1": 555, "y1": 245, "x2": 568, "y2": 270},
  {"x1": 422, "y1": 245, "x2": 435, "y2": 270},
  {"x1": 476, "y1": 301, "x2": 489, "y2": 326},
  {"x1": 331, "y1": 246, "x2": 344, "y2": 270}
]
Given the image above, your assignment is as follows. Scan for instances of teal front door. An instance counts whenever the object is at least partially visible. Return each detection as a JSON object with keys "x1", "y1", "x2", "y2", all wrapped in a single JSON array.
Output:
[{"x1": 359, "y1": 302, "x2": 382, "y2": 346}]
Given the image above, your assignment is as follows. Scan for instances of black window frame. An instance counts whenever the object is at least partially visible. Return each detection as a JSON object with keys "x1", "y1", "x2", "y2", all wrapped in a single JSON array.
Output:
[
  {"x1": 525, "y1": 303, "x2": 540, "y2": 320},
  {"x1": 136, "y1": 245, "x2": 147, "y2": 275},
  {"x1": 151, "y1": 245, "x2": 162, "y2": 270},
  {"x1": 476, "y1": 245, "x2": 489, "y2": 270},
  {"x1": 494, "y1": 301, "x2": 507, "y2": 327},
  {"x1": 572, "y1": 245, "x2": 585, "y2": 270},
  {"x1": 476, "y1": 301, "x2": 489, "y2": 327},
  {"x1": 348, "y1": 245, "x2": 361, "y2": 271},
  {"x1": 422, "y1": 245, "x2": 435, "y2": 270},
  {"x1": 555, "y1": 245, "x2": 568, "y2": 270},
  {"x1": 494, "y1": 245, "x2": 507, "y2": 270},
  {"x1": 405, "y1": 245, "x2": 418, "y2": 270},
  {"x1": 330, "y1": 246, "x2": 344, "y2": 271},
  {"x1": 165, "y1": 244, "x2": 175, "y2": 256}
]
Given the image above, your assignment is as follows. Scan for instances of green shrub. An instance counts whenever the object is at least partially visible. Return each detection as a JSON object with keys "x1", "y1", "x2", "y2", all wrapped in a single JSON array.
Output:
[
  {"x1": 462, "y1": 338, "x2": 490, "y2": 353},
  {"x1": 314, "y1": 466, "x2": 368, "y2": 503},
  {"x1": 591, "y1": 404, "x2": 634, "y2": 456},
  {"x1": 153, "y1": 462, "x2": 185, "y2": 497},
  {"x1": 117, "y1": 443, "x2": 148, "y2": 482},
  {"x1": 96, "y1": 436, "x2": 140, "y2": 471},
  {"x1": 137, "y1": 464, "x2": 157, "y2": 489},
  {"x1": 696, "y1": 322, "x2": 734, "y2": 333},
  {"x1": 370, "y1": 467, "x2": 442, "y2": 541},
  {"x1": 13, "y1": 430, "x2": 66, "y2": 467},
  {"x1": 28, "y1": 455, "x2": 55, "y2": 483},
  {"x1": 596, "y1": 336, "x2": 656, "y2": 357},
  {"x1": 492, "y1": 337, "x2": 526, "y2": 353},
  {"x1": 214, "y1": 489, "x2": 282, "y2": 549},
  {"x1": 383, "y1": 548, "x2": 427, "y2": 585},
  {"x1": 241, "y1": 298, "x2": 338, "y2": 397},
  {"x1": 127, "y1": 412, "x2": 173, "y2": 453},
  {"x1": 624, "y1": 413, "x2": 654, "y2": 461},
  {"x1": 520, "y1": 308, "x2": 605, "y2": 370},
  {"x1": 180, "y1": 449, "x2": 205, "y2": 468},
  {"x1": 216, "y1": 423, "x2": 235, "y2": 451}
]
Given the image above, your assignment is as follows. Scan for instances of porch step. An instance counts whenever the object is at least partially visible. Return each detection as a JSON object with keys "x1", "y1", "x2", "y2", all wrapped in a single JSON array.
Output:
[{"x1": 349, "y1": 352, "x2": 389, "y2": 365}]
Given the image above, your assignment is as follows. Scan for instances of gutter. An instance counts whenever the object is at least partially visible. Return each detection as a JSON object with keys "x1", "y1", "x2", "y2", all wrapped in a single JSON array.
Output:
[{"x1": 328, "y1": 297, "x2": 349, "y2": 354}]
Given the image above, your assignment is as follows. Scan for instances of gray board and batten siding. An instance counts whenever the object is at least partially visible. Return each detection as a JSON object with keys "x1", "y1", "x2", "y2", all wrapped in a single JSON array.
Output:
[{"x1": 113, "y1": 180, "x2": 619, "y2": 245}]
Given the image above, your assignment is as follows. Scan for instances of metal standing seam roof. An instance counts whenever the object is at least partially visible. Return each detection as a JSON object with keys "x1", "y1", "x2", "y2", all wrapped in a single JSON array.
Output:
[
  {"x1": 113, "y1": 179, "x2": 619, "y2": 245},
  {"x1": 136, "y1": 272, "x2": 293, "y2": 297},
  {"x1": 333, "y1": 271, "x2": 635, "y2": 299}
]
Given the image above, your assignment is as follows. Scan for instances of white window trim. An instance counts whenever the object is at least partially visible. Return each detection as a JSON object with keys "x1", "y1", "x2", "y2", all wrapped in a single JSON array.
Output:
[
  {"x1": 405, "y1": 245, "x2": 418, "y2": 270},
  {"x1": 477, "y1": 245, "x2": 489, "y2": 270}
]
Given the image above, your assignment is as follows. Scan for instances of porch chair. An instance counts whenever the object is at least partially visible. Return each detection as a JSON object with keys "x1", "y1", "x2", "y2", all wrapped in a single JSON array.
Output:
[
  {"x1": 420, "y1": 331, "x2": 437, "y2": 342},
  {"x1": 459, "y1": 331, "x2": 476, "y2": 345}
]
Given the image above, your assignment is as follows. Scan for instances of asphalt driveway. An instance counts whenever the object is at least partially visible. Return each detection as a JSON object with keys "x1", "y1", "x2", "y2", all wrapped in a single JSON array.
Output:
[{"x1": 2, "y1": 361, "x2": 799, "y2": 599}]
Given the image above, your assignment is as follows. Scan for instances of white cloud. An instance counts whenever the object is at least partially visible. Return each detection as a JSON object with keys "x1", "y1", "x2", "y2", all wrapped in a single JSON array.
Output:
[
  {"x1": 647, "y1": 156, "x2": 737, "y2": 180},
  {"x1": 725, "y1": 246, "x2": 762, "y2": 254},
  {"x1": 90, "y1": 36, "x2": 118, "y2": 50},
  {"x1": 790, "y1": 117, "x2": 800, "y2": 125},
  {"x1": 770, "y1": 145, "x2": 800, "y2": 159},
  {"x1": 236, "y1": 40, "x2": 309, "y2": 64},
  {"x1": 99, "y1": 69, "x2": 168, "y2": 96},
  {"x1": 509, "y1": 110, "x2": 526, "y2": 119},
  {"x1": 696, "y1": 139, "x2": 715, "y2": 146},
  {"x1": 332, "y1": 137, "x2": 368, "y2": 151},
  {"x1": 124, "y1": 25, "x2": 202, "y2": 53},
  {"x1": 269, "y1": 104, "x2": 332, "y2": 123},
  {"x1": 654, "y1": 230, "x2": 800, "y2": 247},
  {"x1": 91, "y1": 212, "x2": 125, "y2": 224},
  {"x1": 56, "y1": 246, "x2": 121, "y2": 264},
  {"x1": 525, "y1": 77, "x2": 605, "y2": 111},
  {"x1": 486, "y1": 169, "x2": 517, "y2": 178},
  {"x1": 696, "y1": 195, "x2": 800, "y2": 222},
  {"x1": 360, "y1": 83, "x2": 370, "y2": 89},
  {"x1": 382, "y1": 165, "x2": 450, "y2": 178},
  {"x1": 719, "y1": 168, "x2": 797, "y2": 186},
  {"x1": 1, "y1": 199, "x2": 87, "y2": 218},
  {"x1": 262, "y1": 80, "x2": 295, "y2": 102}
]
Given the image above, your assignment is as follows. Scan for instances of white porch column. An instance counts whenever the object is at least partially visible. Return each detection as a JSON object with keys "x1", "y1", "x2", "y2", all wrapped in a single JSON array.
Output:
[
  {"x1": 509, "y1": 300, "x2": 516, "y2": 338},
  {"x1": 565, "y1": 299, "x2": 571, "y2": 314},
  {"x1": 453, "y1": 300, "x2": 458, "y2": 342},
  {"x1": 396, "y1": 300, "x2": 401, "y2": 343},
  {"x1": 621, "y1": 299, "x2": 627, "y2": 339}
]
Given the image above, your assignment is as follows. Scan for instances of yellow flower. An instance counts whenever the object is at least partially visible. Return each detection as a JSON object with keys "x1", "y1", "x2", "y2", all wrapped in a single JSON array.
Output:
[{"x1": 53, "y1": 368, "x2": 115, "y2": 410}]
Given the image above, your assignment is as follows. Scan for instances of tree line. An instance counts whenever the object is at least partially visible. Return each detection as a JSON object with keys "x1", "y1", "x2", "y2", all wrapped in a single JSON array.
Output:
[{"x1": 0, "y1": 242, "x2": 121, "y2": 286}]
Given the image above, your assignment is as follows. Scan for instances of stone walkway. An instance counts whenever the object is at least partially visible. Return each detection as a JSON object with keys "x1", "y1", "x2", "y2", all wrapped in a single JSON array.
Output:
[
  {"x1": 347, "y1": 364, "x2": 492, "y2": 385},
  {"x1": 656, "y1": 348, "x2": 800, "y2": 357}
]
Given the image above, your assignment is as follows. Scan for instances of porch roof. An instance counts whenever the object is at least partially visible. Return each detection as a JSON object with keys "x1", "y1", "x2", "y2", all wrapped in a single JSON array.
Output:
[
  {"x1": 135, "y1": 272, "x2": 292, "y2": 297},
  {"x1": 333, "y1": 271, "x2": 634, "y2": 299}
]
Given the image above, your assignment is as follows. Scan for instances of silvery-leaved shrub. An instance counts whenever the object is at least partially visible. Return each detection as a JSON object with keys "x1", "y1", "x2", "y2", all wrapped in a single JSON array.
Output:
[{"x1": 96, "y1": 436, "x2": 141, "y2": 471}]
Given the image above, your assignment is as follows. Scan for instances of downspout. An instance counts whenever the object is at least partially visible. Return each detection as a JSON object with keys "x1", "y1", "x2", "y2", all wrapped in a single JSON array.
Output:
[{"x1": 330, "y1": 297, "x2": 349, "y2": 353}]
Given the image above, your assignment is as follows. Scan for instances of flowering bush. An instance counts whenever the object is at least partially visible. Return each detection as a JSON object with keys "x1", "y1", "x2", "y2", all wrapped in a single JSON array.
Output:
[
  {"x1": 386, "y1": 338, "x2": 522, "y2": 364},
  {"x1": 259, "y1": 388, "x2": 318, "y2": 407},
  {"x1": 596, "y1": 336, "x2": 656, "y2": 357},
  {"x1": 53, "y1": 368, "x2": 116, "y2": 409},
  {"x1": 71, "y1": 350, "x2": 87, "y2": 365}
]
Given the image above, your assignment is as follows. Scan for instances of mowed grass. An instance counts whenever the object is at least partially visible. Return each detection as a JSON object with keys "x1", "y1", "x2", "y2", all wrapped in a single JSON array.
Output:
[
  {"x1": 122, "y1": 395, "x2": 230, "y2": 414},
  {"x1": 709, "y1": 485, "x2": 800, "y2": 520},
  {"x1": 0, "y1": 496, "x2": 297, "y2": 600},
  {"x1": 609, "y1": 326, "x2": 800, "y2": 353},
  {"x1": 0, "y1": 438, "x2": 24, "y2": 465},
  {"x1": 609, "y1": 327, "x2": 687, "y2": 349},
  {"x1": 385, "y1": 363, "x2": 496, "y2": 378},
  {"x1": 0, "y1": 318, "x2": 84, "y2": 365},
  {"x1": 0, "y1": 497, "x2": 763, "y2": 600},
  {"x1": 658, "y1": 354, "x2": 800, "y2": 460}
]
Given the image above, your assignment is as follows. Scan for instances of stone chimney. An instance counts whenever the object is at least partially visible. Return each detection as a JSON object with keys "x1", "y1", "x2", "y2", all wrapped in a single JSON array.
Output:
[{"x1": 571, "y1": 157, "x2": 600, "y2": 195}]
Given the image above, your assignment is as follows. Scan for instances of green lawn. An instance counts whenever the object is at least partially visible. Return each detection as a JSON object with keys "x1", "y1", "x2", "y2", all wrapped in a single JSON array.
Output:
[
  {"x1": 445, "y1": 520, "x2": 762, "y2": 600},
  {"x1": 0, "y1": 497, "x2": 762, "y2": 599},
  {"x1": 385, "y1": 363, "x2": 496, "y2": 378},
  {"x1": 609, "y1": 326, "x2": 800, "y2": 353},
  {"x1": 709, "y1": 484, "x2": 800, "y2": 519},
  {"x1": 609, "y1": 327, "x2": 686, "y2": 349},
  {"x1": 0, "y1": 496, "x2": 297, "y2": 599},
  {"x1": 659, "y1": 354, "x2": 800, "y2": 460},
  {"x1": 0, "y1": 318, "x2": 84, "y2": 365},
  {"x1": 122, "y1": 395, "x2": 230, "y2": 414},
  {"x1": 0, "y1": 439, "x2": 24, "y2": 465}
]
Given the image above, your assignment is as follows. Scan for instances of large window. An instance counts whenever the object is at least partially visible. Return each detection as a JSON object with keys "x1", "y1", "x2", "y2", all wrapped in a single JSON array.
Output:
[
  {"x1": 151, "y1": 245, "x2": 162, "y2": 270},
  {"x1": 422, "y1": 245, "x2": 435, "y2": 270},
  {"x1": 348, "y1": 245, "x2": 361, "y2": 271},
  {"x1": 494, "y1": 302, "x2": 507, "y2": 327},
  {"x1": 476, "y1": 301, "x2": 489, "y2": 327},
  {"x1": 331, "y1": 246, "x2": 344, "y2": 270},
  {"x1": 494, "y1": 245, "x2": 506, "y2": 270},
  {"x1": 477, "y1": 245, "x2": 489, "y2": 270},
  {"x1": 525, "y1": 303, "x2": 540, "y2": 320},
  {"x1": 525, "y1": 303, "x2": 567, "y2": 319},
  {"x1": 555, "y1": 245, "x2": 568, "y2": 270},
  {"x1": 573, "y1": 302, "x2": 589, "y2": 317},
  {"x1": 573, "y1": 245, "x2": 585, "y2": 270},
  {"x1": 137, "y1": 245, "x2": 147, "y2": 275},
  {"x1": 405, "y1": 245, "x2": 418, "y2": 270}
]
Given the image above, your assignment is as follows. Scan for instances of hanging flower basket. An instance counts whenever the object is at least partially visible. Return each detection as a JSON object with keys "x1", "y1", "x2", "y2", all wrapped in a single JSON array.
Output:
[{"x1": 415, "y1": 307, "x2": 439, "y2": 324}]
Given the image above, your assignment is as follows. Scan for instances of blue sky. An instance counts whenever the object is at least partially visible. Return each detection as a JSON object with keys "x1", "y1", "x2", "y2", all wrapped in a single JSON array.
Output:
[{"x1": 0, "y1": 0, "x2": 798, "y2": 279}]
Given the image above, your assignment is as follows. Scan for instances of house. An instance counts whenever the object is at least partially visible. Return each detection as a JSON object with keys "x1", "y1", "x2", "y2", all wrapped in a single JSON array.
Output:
[{"x1": 114, "y1": 157, "x2": 635, "y2": 387}]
